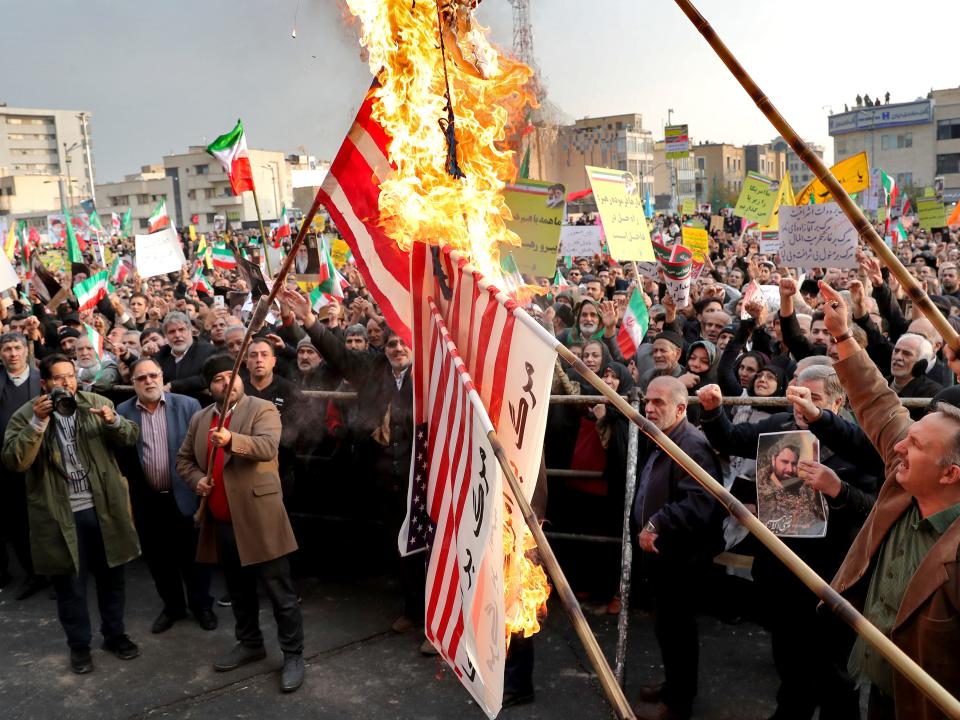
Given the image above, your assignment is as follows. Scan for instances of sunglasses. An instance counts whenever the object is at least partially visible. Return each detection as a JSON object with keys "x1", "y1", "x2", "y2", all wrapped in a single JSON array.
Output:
[
  {"x1": 386, "y1": 339, "x2": 407, "y2": 349},
  {"x1": 133, "y1": 371, "x2": 162, "y2": 383}
]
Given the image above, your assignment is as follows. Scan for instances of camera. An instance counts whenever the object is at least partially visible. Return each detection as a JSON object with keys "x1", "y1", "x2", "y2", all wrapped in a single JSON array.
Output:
[{"x1": 48, "y1": 387, "x2": 77, "y2": 417}]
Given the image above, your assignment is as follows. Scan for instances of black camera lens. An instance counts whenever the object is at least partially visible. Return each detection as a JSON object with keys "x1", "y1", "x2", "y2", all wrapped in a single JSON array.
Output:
[{"x1": 49, "y1": 388, "x2": 77, "y2": 417}]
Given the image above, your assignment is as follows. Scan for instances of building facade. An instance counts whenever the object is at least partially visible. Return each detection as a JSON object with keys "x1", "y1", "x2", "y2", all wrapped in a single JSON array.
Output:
[
  {"x1": 652, "y1": 140, "x2": 697, "y2": 211},
  {"x1": 541, "y1": 113, "x2": 655, "y2": 201},
  {"x1": 744, "y1": 144, "x2": 787, "y2": 181},
  {"x1": 95, "y1": 165, "x2": 175, "y2": 232},
  {"x1": 934, "y1": 88, "x2": 960, "y2": 203},
  {"x1": 0, "y1": 104, "x2": 95, "y2": 215},
  {"x1": 828, "y1": 98, "x2": 936, "y2": 191},
  {"x1": 770, "y1": 136, "x2": 824, "y2": 192},
  {"x1": 693, "y1": 143, "x2": 746, "y2": 208}
]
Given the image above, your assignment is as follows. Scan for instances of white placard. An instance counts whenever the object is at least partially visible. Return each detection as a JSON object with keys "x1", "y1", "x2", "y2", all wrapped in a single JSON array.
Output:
[
  {"x1": 0, "y1": 251, "x2": 20, "y2": 292},
  {"x1": 759, "y1": 235, "x2": 780, "y2": 254},
  {"x1": 778, "y1": 204, "x2": 857, "y2": 270},
  {"x1": 134, "y1": 227, "x2": 186, "y2": 278},
  {"x1": 558, "y1": 226, "x2": 602, "y2": 257}
]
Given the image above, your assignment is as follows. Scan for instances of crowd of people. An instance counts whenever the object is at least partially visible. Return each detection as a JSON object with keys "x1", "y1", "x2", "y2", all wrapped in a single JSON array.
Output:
[{"x1": 1, "y1": 210, "x2": 959, "y2": 720}]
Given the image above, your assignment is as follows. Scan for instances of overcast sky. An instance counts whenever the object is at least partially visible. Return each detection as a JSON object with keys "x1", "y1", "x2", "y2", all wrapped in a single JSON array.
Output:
[{"x1": 3, "y1": 0, "x2": 959, "y2": 183}]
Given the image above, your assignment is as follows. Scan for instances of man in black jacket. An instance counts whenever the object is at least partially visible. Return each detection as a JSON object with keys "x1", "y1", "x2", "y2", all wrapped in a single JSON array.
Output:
[
  {"x1": 698, "y1": 365, "x2": 880, "y2": 720},
  {"x1": 633, "y1": 376, "x2": 722, "y2": 720},
  {"x1": 277, "y1": 288, "x2": 428, "y2": 650},
  {"x1": 154, "y1": 311, "x2": 215, "y2": 399},
  {"x1": 0, "y1": 332, "x2": 45, "y2": 598}
]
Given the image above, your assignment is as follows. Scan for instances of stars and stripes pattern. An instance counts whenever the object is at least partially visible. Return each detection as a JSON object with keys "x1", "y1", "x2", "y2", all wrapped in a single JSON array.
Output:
[{"x1": 314, "y1": 82, "x2": 412, "y2": 344}]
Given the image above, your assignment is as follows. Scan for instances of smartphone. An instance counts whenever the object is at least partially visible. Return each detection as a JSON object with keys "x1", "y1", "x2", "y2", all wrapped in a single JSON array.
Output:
[{"x1": 213, "y1": 295, "x2": 225, "y2": 309}]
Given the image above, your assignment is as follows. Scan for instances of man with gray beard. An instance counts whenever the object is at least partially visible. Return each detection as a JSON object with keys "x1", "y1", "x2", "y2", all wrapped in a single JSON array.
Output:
[{"x1": 153, "y1": 311, "x2": 215, "y2": 398}]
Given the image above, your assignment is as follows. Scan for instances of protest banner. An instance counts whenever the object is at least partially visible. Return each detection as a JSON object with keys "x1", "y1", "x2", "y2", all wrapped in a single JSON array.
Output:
[
  {"x1": 795, "y1": 152, "x2": 869, "y2": 206},
  {"x1": 861, "y1": 169, "x2": 882, "y2": 212},
  {"x1": 331, "y1": 239, "x2": 351, "y2": 267},
  {"x1": 135, "y1": 227, "x2": 187, "y2": 278},
  {"x1": 558, "y1": 225, "x2": 602, "y2": 257},
  {"x1": 759, "y1": 173, "x2": 795, "y2": 233},
  {"x1": 665, "y1": 124, "x2": 690, "y2": 159},
  {"x1": 0, "y1": 248, "x2": 19, "y2": 291},
  {"x1": 681, "y1": 198, "x2": 697, "y2": 215},
  {"x1": 778, "y1": 204, "x2": 857, "y2": 270},
  {"x1": 585, "y1": 166, "x2": 653, "y2": 261},
  {"x1": 734, "y1": 173, "x2": 780, "y2": 225},
  {"x1": 709, "y1": 215, "x2": 725, "y2": 232},
  {"x1": 759, "y1": 231, "x2": 780, "y2": 255},
  {"x1": 917, "y1": 198, "x2": 947, "y2": 230},
  {"x1": 680, "y1": 224, "x2": 709, "y2": 262},
  {"x1": 499, "y1": 179, "x2": 565, "y2": 278},
  {"x1": 699, "y1": 203, "x2": 712, "y2": 214}
]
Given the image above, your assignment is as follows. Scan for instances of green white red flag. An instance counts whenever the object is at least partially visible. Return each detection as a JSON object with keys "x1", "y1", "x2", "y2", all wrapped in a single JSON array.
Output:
[
  {"x1": 274, "y1": 206, "x2": 291, "y2": 242},
  {"x1": 83, "y1": 322, "x2": 104, "y2": 360},
  {"x1": 206, "y1": 119, "x2": 255, "y2": 195},
  {"x1": 317, "y1": 237, "x2": 345, "y2": 298},
  {"x1": 616, "y1": 287, "x2": 650, "y2": 359},
  {"x1": 73, "y1": 270, "x2": 110, "y2": 312},
  {"x1": 211, "y1": 244, "x2": 236, "y2": 269},
  {"x1": 892, "y1": 220, "x2": 908, "y2": 246},
  {"x1": 64, "y1": 208, "x2": 84, "y2": 265},
  {"x1": 880, "y1": 170, "x2": 899, "y2": 209},
  {"x1": 191, "y1": 262, "x2": 214, "y2": 295},
  {"x1": 147, "y1": 199, "x2": 170, "y2": 233},
  {"x1": 109, "y1": 255, "x2": 130, "y2": 285},
  {"x1": 552, "y1": 268, "x2": 569, "y2": 288}
]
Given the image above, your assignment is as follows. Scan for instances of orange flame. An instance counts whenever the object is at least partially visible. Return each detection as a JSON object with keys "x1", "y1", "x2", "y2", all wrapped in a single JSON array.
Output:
[
  {"x1": 344, "y1": 0, "x2": 535, "y2": 279},
  {"x1": 503, "y1": 509, "x2": 550, "y2": 643}
]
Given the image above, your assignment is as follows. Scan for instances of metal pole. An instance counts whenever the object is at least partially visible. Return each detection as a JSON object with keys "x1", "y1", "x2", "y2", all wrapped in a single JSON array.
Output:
[
  {"x1": 250, "y1": 186, "x2": 274, "y2": 278},
  {"x1": 63, "y1": 143, "x2": 74, "y2": 210},
  {"x1": 614, "y1": 394, "x2": 641, "y2": 686},
  {"x1": 79, "y1": 113, "x2": 96, "y2": 203},
  {"x1": 487, "y1": 432, "x2": 636, "y2": 720}
]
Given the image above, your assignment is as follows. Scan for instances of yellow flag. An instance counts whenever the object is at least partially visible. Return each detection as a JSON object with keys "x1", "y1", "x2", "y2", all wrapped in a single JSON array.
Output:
[
  {"x1": 760, "y1": 173, "x2": 796, "y2": 232},
  {"x1": 3, "y1": 223, "x2": 16, "y2": 261},
  {"x1": 188, "y1": 224, "x2": 197, "y2": 242},
  {"x1": 795, "y1": 152, "x2": 869, "y2": 206}
]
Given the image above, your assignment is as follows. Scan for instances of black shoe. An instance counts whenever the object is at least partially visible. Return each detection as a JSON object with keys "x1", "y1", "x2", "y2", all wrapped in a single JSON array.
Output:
[
  {"x1": 102, "y1": 634, "x2": 140, "y2": 660},
  {"x1": 216, "y1": 592, "x2": 232, "y2": 607},
  {"x1": 502, "y1": 689, "x2": 535, "y2": 707},
  {"x1": 15, "y1": 575, "x2": 48, "y2": 601},
  {"x1": 280, "y1": 653, "x2": 305, "y2": 693},
  {"x1": 638, "y1": 683, "x2": 664, "y2": 703},
  {"x1": 70, "y1": 647, "x2": 94, "y2": 674},
  {"x1": 214, "y1": 643, "x2": 267, "y2": 672},
  {"x1": 195, "y1": 609, "x2": 218, "y2": 631},
  {"x1": 0, "y1": 571, "x2": 12, "y2": 589},
  {"x1": 151, "y1": 610, "x2": 187, "y2": 634}
]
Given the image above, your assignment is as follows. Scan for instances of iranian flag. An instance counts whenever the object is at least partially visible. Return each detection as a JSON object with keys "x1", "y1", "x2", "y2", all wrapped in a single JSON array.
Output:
[
  {"x1": 617, "y1": 287, "x2": 650, "y2": 360},
  {"x1": 110, "y1": 212, "x2": 121, "y2": 237},
  {"x1": 121, "y1": 208, "x2": 133, "y2": 236},
  {"x1": 317, "y1": 237, "x2": 345, "y2": 298},
  {"x1": 191, "y1": 263, "x2": 214, "y2": 295},
  {"x1": 73, "y1": 270, "x2": 109, "y2": 312},
  {"x1": 109, "y1": 255, "x2": 130, "y2": 286},
  {"x1": 83, "y1": 323, "x2": 104, "y2": 360},
  {"x1": 206, "y1": 119, "x2": 255, "y2": 196},
  {"x1": 148, "y1": 199, "x2": 170, "y2": 233},
  {"x1": 64, "y1": 208, "x2": 84, "y2": 264},
  {"x1": 552, "y1": 268, "x2": 570, "y2": 288},
  {"x1": 212, "y1": 244, "x2": 236, "y2": 269},
  {"x1": 274, "y1": 206, "x2": 291, "y2": 242},
  {"x1": 892, "y1": 220, "x2": 908, "y2": 246},
  {"x1": 880, "y1": 170, "x2": 899, "y2": 209}
]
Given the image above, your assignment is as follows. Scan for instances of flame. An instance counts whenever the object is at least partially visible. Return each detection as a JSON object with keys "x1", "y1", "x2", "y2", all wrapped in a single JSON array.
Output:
[
  {"x1": 503, "y1": 509, "x2": 550, "y2": 644},
  {"x1": 344, "y1": 0, "x2": 535, "y2": 279}
]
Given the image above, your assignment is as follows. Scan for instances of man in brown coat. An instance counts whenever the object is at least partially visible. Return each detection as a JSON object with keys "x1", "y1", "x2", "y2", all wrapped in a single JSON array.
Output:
[
  {"x1": 176, "y1": 354, "x2": 304, "y2": 693},
  {"x1": 820, "y1": 282, "x2": 960, "y2": 720}
]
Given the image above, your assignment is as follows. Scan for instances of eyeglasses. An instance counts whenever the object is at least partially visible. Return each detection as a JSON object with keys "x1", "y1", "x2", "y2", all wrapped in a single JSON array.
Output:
[
  {"x1": 386, "y1": 339, "x2": 407, "y2": 349},
  {"x1": 133, "y1": 372, "x2": 162, "y2": 383},
  {"x1": 49, "y1": 373, "x2": 76, "y2": 383}
]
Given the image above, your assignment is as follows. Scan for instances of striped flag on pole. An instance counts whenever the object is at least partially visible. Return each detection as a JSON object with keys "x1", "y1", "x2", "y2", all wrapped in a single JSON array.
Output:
[
  {"x1": 421, "y1": 298, "x2": 505, "y2": 718},
  {"x1": 315, "y1": 83, "x2": 411, "y2": 343},
  {"x1": 73, "y1": 270, "x2": 110, "y2": 312}
]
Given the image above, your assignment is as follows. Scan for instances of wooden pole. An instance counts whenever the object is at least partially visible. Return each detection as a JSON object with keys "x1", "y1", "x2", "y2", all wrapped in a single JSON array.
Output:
[
  {"x1": 250, "y1": 186, "x2": 274, "y2": 279},
  {"x1": 614, "y1": 394, "x2": 641, "y2": 685},
  {"x1": 194, "y1": 196, "x2": 326, "y2": 524},
  {"x1": 558, "y1": 341, "x2": 960, "y2": 719},
  {"x1": 486, "y1": 431, "x2": 636, "y2": 720},
  {"x1": 672, "y1": 0, "x2": 960, "y2": 352}
]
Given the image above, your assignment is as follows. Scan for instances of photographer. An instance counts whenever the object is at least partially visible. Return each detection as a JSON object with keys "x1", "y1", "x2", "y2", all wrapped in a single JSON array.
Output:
[{"x1": 2, "y1": 354, "x2": 141, "y2": 676}]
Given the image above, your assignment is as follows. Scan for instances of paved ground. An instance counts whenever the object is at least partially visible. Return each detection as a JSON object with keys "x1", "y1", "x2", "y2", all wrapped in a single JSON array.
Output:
[{"x1": 0, "y1": 555, "x2": 796, "y2": 720}]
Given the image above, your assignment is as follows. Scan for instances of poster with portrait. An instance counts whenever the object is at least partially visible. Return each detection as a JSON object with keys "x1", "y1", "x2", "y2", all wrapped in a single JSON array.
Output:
[{"x1": 755, "y1": 431, "x2": 827, "y2": 538}]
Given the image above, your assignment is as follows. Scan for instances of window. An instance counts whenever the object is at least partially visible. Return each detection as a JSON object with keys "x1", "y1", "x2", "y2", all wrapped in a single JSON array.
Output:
[
  {"x1": 936, "y1": 154, "x2": 960, "y2": 175},
  {"x1": 206, "y1": 213, "x2": 216, "y2": 223},
  {"x1": 195, "y1": 164, "x2": 209, "y2": 175},
  {"x1": 204, "y1": 188, "x2": 216, "y2": 199},
  {"x1": 187, "y1": 189, "x2": 196, "y2": 200},
  {"x1": 137, "y1": 193, "x2": 150, "y2": 204},
  {"x1": 139, "y1": 218, "x2": 149, "y2": 229},
  {"x1": 883, "y1": 133, "x2": 913, "y2": 150},
  {"x1": 223, "y1": 186, "x2": 231, "y2": 197},
  {"x1": 697, "y1": 157, "x2": 705, "y2": 170},
  {"x1": 937, "y1": 119, "x2": 960, "y2": 141}
]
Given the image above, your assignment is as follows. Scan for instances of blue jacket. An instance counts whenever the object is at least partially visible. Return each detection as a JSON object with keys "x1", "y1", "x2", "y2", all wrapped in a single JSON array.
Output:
[{"x1": 116, "y1": 392, "x2": 202, "y2": 517}]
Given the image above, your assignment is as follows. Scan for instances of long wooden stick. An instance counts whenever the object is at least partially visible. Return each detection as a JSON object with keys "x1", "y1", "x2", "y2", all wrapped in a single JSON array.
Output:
[
  {"x1": 672, "y1": 0, "x2": 959, "y2": 352},
  {"x1": 558, "y1": 341, "x2": 960, "y2": 719},
  {"x1": 487, "y1": 431, "x2": 636, "y2": 720},
  {"x1": 251, "y1": 186, "x2": 274, "y2": 278},
  {"x1": 194, "y1": 196, "x2": 327, "y2": 524}
]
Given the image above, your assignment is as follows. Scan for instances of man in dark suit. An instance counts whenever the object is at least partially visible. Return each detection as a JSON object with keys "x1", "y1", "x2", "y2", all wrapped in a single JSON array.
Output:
[
  {"x1": 888, "y1": 333, "x2": 943, "y2": 421},
  {"x1": 633, "y1": 376, "x2": 722, "y2": 720},
  {"x1": 153, "y1": 311, "x2": 215, "y2": 398},
  {"x1": 0, "y1": 332, "x2": 45, "y2": 599},
  {"x1": 176, "y1": 354, "x2": 304, "y2": 693},
  {"x1": 116, "y1": 357, "x2": 215, "y2": 634}
]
